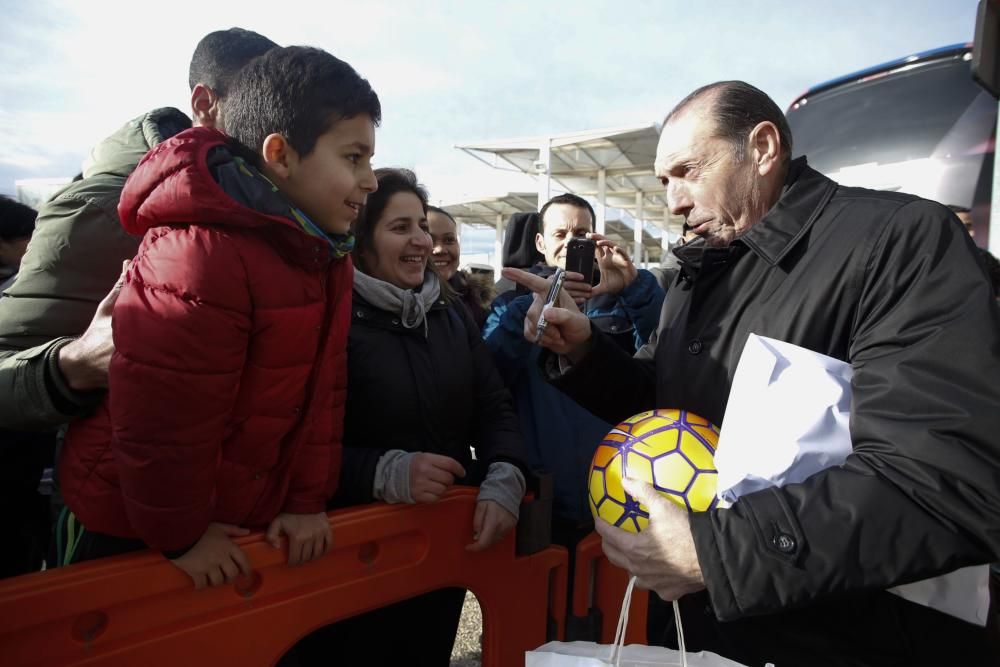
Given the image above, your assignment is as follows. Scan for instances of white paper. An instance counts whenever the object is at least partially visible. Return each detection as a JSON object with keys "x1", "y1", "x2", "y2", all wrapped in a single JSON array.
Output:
[{"x1": 716, "y1": 334, "x2": 989, "y2": 627}]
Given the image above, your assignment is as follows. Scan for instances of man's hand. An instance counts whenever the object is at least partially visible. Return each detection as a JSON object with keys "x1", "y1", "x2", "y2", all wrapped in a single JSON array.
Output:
[
  {"x1": 501, "y1": 267, "x2": 592, "y2": 361},
  {"x1": 562, "y1": 276, "x2": 593, "y2": 306},
  {"x1": 265, "y1": 512, "x2": 332, "y2": 566},
  {"x1": 466, "y1": 499, "x2": 517, "y2": 552},
  {"x1": 589, "y1": 233, "x2": 638, "y2": 297},
  {"x1": 595, "y1": 477, "x2": 705, "y2": 601},
  {"x1": 57, "y1": 260, "x2": 130, "y2": 391},
  {"x1": 409, "y1": 453, "x2": 466, "y2": 503},
  {"x1": 169, "y1": 522, "x2": 251, "y2": 589}
]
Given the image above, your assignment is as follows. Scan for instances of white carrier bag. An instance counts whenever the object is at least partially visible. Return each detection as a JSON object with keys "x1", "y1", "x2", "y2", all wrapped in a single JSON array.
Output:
[
  {"x1": 525, "y1": 577, "x2": 754, "y2": 667},
  {"x1": 714, "y1": 333, "x2": 990, "y2": 627}
]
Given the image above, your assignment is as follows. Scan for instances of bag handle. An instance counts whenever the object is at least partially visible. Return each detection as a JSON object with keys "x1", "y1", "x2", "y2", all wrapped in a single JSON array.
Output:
[
  {"x1": 609, "y1": 577, "x2": 688, "y2": 667},
  {"x1": 609, "y1": 575, "x2": 637, "y2": 666}
]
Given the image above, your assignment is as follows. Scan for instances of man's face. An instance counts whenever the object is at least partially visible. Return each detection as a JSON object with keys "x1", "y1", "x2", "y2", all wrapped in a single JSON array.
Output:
[
  {"x1": 427, "y1": 210, "x2": 460, "y2": 280},
  {"x1": 655, "y1": 107, "x2": 764, "y2": 248},
  {"x1": 270, "y1": 114, "x2": 378, "y2": 236},
  {"x1": 536, "y1": 203, "x2": 593, "y2": 269}
]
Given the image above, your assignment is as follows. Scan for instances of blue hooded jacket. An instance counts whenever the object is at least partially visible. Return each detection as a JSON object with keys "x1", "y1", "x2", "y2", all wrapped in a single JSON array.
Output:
[{"x1": 483, "y1": 263, "x2": 664, "y2": 522}]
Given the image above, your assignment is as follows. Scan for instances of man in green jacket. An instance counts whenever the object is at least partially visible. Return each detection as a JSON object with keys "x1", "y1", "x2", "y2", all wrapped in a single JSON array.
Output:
[{"x1": 0, "y1": 28, "x2": 277, "y2": 430}]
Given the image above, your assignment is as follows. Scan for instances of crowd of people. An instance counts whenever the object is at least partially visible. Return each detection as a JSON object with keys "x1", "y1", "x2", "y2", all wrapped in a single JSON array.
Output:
[{"x1": 1, "y1": 25, "x2": 999, "y2": 667}]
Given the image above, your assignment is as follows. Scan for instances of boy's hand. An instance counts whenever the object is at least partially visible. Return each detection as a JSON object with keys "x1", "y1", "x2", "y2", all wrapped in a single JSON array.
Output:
[
  {"x1": 409, "y1": 453, "x2": 466, "y2": 503},
  {"x1": 466, "y1": 500, "x2": 517, "y2": 552},
  {"x1": 266, "y1": 512, "x2": 332, "y2": 566},
  {"x1": 170, "y1": 522, "x2": 251, "y2": 589}
]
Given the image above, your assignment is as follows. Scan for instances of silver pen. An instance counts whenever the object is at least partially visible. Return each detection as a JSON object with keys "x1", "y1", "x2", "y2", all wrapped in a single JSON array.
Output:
[{"x1": 534, "y1": 268, "x2": 567, "y2": 344}]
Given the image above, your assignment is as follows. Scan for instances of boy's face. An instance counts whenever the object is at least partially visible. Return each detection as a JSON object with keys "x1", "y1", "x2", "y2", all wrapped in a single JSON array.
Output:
[{"x1": 270, "y1": 114, "x2": 377, "y2": 235}]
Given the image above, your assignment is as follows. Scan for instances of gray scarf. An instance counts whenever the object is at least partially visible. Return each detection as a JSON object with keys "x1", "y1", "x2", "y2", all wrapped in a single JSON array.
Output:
[{"x1": 353, "y1": 267, "x2": 441, "y2": 337}]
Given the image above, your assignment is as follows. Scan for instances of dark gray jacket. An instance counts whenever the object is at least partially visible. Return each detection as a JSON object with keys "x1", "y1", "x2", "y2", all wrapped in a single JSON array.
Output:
[{"x1": 0, "y1": 108, "x2": 190, "y2": 429}]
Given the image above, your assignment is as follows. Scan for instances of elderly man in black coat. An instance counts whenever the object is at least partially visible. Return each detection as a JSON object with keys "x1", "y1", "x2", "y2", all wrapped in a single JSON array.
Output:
[{"x1": 506, "y1": 81, "x2": 1000, "y2": 666}]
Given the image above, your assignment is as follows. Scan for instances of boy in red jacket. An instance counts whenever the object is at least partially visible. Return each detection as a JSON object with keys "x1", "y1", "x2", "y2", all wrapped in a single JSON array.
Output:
[{"x1": 58, "y1": 46, "x2": 380, "y2": 588}]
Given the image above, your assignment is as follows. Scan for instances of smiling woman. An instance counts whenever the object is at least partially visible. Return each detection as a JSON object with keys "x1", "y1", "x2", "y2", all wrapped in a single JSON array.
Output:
[{"x1": 289, "y1": 167, "x2": 528, "y2": 666}]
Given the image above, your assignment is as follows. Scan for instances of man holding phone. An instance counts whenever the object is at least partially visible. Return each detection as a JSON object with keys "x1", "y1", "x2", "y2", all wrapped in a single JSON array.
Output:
[{"x1": 483, "y1": 193, "x2": 664, "y2": 562}]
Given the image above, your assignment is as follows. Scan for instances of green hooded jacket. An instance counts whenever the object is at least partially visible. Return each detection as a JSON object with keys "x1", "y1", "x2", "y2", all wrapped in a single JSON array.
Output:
[{"x1": 0, "y1": 107, "x2": 191, "y2": 429}]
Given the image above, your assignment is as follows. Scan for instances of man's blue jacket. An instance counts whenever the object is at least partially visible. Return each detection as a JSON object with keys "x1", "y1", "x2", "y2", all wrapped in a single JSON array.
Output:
[{"x1": 482, "y1": 263, "x2": 664, "y2": 522}]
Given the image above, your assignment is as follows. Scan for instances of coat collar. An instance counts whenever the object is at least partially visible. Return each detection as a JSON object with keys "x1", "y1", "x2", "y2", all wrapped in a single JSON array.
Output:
[
  {"x1": 738, "y1": 157, "x2": 839, "y2": 266},
  {"x1": 671, "y1": 158, "x2": 837, "y2": 273}
]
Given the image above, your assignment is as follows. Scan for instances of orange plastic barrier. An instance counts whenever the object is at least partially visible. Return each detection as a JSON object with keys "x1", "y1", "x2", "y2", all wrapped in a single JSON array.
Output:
[
  {"x1": 570, "y1": 531, "x2": 647, "y2": 644},
  {"x1": 0, "y1": 488, "x2": 567, "y2": 666}
]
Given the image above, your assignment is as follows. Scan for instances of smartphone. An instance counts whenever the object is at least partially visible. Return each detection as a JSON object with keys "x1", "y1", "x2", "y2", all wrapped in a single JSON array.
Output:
[{"x1": 565, "y1": 237, "x2": 596, "y2": 286}]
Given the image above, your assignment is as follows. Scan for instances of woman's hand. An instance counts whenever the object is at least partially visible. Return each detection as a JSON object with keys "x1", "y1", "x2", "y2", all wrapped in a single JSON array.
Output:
[
  {"x1": 466, "y1": 500, "x2": 517, "y2": 552},
  {"x1": 410, "y1": 453, "x2": 466, "y2": 503}
]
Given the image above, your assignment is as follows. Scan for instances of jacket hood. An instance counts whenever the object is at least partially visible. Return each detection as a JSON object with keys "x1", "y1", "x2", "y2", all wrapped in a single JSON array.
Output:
[
  {"x1": 119, "y1": 126, "x2": 301, "y2": 234},
  {"x1": 82, "y1": 107, "x2": 191, "y2": 180},
  {"x1": 119, "y1": 127, "x2": 351, "y2": 265}
]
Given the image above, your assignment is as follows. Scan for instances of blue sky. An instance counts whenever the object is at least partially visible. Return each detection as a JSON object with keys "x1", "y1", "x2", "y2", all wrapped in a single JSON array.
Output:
[{"x1": 0, "y1": 0, "x2": 979, "y2": 257}]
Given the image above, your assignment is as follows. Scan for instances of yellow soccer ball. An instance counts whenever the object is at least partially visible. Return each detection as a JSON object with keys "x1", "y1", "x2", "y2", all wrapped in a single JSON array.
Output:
[{"x1": 589, "y1": 409, "x2": 720, "y2": 533}]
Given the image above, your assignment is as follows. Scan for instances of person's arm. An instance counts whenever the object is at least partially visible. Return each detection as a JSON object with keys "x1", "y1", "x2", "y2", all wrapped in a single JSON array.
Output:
[
  {"x1": 543, "y1": 323, "x2": 661, "y2": 426},
  {"x1": 615, "y1": 269, "x2": 666, "y2": 349},
  {"x1": 0, "y1": 339, "x2": 103, "y2": 429},
  {"x1": 110, "y1": 228, "x2": 252, "y2": 552},
  {"x1": 329, "y1": 446, "x2": 387, "y2": 507},
  {"x1": 482, "y1": 292, "x2": 535, "y2": 386},
  {"x1": 499, "y1": 266, "x2": 660, "y2": 424},
  {"x1": 0, "y1": 190, "x2": 137, "y2": 430},
  {"x1": 692, "y1": 201, "x2": 1000, "y2": 620}
]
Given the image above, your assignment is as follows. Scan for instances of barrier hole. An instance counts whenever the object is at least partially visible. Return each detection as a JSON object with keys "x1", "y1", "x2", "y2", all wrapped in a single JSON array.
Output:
[
  {"x1": 235, "y1": 570, "x2": 263, "y2": 598},
  {"x1": 357, "y1": 541, "x2": 379, "y2": 565},
  {"x1": 71, "y1": 610, "x2": 109, "y2": 644},
  {"x1": 451, "y1": 590, "x2": 482, "y2": 666}
]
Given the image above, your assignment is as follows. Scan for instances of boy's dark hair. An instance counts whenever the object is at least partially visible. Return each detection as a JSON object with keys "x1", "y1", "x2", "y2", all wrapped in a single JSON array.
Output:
[
  {"x1": 223, "y1": 46, "x2": 382, "y2": 160},
  {"x1": 947, "y1": 204, "x2": 971, "y2": 214},
  {"x1": 0, "y1": 195, "x2": 37, "y2": 241},
  {"x1": 353, "y1": 169, "x2": 455, "y2": 298},
  {"x1": 666, "y1": 80, "x2": 794, "y2": 169},
  {"x1": 427, "y1": 205, "x2": 457, "y2": 226},
  {"x1": 539, "y1": 193, "x2": 595, "y2": 232},
  {"x1": 188, "y1": 27, "x2": 278, "y2": 98}
]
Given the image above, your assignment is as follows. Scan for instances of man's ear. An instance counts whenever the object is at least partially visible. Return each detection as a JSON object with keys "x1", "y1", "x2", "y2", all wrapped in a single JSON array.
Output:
[
  {"x1": 190, "y1": 84, "x2": 221, "y2": 129},
  {"x1": 534, "y1": 232, "x2": 546, "y2": 255},
  {"x1": 748, "y1": 121, "x2": 781, "y2": 177},
  {"x1": 261, "y1": 133, "x2": 296, "y2": 180}
]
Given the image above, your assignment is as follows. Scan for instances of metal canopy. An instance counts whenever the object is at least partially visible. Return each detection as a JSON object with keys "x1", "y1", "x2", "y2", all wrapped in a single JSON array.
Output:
[
  {"x1": 456, "y1": 123, "x2": 680, "y2": 231},
  {"x1": 441, "y1": 192, "x2": 539, "y2": 229}
]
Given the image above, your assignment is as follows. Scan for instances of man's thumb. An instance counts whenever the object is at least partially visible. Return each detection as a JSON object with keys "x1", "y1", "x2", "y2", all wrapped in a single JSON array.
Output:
[
  {"x1": 622, "y1": 477, "x2": 660, "y2": 510},
  {"x1": 99, "y1": 260, "x2": 131, "y2": 312},
  {"x1": 542, "y1": 305, "x2": 573, "y2": 323}
]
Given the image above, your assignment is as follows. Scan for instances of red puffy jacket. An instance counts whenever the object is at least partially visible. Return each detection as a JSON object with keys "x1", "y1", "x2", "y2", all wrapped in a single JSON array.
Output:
[{"x1": 61, "y1": 128, "x2": 352, "y2": 551}]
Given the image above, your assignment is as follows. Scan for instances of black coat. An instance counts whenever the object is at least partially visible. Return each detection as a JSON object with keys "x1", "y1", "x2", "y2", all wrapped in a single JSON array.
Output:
[
  {"x1": 335, "y1": 291, "x2": 526, "y2": 505},
  {"x1": 549, "y1": 159, "x2": 1000, "y2": 665}
]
